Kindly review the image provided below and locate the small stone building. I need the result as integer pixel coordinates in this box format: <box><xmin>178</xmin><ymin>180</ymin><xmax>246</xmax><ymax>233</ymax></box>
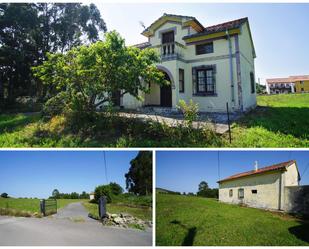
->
<box><xmin>218</xmin><ymin>160</ymin><xmax>300</xmax><ymax>211</ymax></box>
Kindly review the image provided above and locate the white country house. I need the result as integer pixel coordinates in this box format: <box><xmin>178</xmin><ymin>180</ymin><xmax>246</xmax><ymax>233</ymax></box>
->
<box><xmin>218</xmin><ymin>160</ymin><xmax>300</xmax><ymax>211</ymax></box>
<box><xmin>111</xmin><ymin>13</ymin><xmax>257</xmax><ymax>113</ymax></box>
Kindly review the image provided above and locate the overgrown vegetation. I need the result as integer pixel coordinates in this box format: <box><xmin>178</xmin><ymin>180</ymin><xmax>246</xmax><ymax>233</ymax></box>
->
<box><xmin>0</xmin><ymin>94</ymin><xmax>308</xmax><ymax>147</ymax></box>
<box><xmin>156</xmin><ymin>194</ymin><xmax>309</xmax><ymax>246</ymax></box>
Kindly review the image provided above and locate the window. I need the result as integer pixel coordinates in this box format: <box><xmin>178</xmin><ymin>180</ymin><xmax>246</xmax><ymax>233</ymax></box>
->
<box><xmin>179</xmin><ymin>69</ymin><xmax>184</xmax><ymax>93</ymax></box>
<box><xmin>162</xmin><ymin>31</ymin><xmax>174</xmax><ymax>44</ymax></box>
<box><xmin>301</xmin><ymin>88</ymin><xmax>304</xmax><ymax>92</ymax></box>
<box><xmin>196</xmin><ymin>68</ymin><xmax>215</xmax><ymax>94</ymax></box>
<box><xmin>229</xmin><ymin>189</ymin><xmax>233</xmax><ymax>197</ymax></box>
<box><xmin>196</xmin><ymin>42</ymin><xmax>214</xmax><ymax>55</ymax></box>
<box><xmin>238</xmin><ymin>188</ymin><xmax>244</xmax><ymax>199</ymax></box>
<box><xmin>252</xmin><ymin>190</ymin><xmax>257</xmax><ymax>194</ymax></box>
<box><xmin>300</xmin><ymin>81</ymin><xmax>304</xmax><ymax>85</ymax></box>
<box><xmin>250</xmin><ymin>72</ymin><xmax>255</xmax><ymax>94</ymax></box>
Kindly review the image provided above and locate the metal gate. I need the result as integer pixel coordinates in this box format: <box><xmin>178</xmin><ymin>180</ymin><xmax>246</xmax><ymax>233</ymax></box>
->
<box><xmin>40</xmin><ymin>199</ymin><xmax>57</xmax><ymax>216</ymax></box>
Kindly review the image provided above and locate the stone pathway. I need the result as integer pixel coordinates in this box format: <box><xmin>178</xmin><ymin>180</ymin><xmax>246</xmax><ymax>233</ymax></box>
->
<box><xmin>117</xmin><ymin>110</ymin><xmax>242</xmax><ymax>134</ymax></box>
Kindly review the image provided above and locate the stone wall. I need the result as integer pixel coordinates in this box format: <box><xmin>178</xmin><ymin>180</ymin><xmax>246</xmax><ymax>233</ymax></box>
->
<box><xmin>284</xmin><ymin>185</ymin><xmax>309</xmax><ymax>215</ymax></box>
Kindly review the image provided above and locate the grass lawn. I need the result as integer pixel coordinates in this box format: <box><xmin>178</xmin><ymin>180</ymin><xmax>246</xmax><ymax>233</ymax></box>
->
<box><xmin>156</xmin><ymin>194</ymin><xmax>309</xmax><ymax>246</ymax></box>
<box><xmin>0</xmin><ymin>198</ymin><xmax>85</xmax><ymax>217</ymax></box>
<box><xmin>1</xmin><ymin>93</ymin><xmax>308</xmax><ymax>147</ymax></box>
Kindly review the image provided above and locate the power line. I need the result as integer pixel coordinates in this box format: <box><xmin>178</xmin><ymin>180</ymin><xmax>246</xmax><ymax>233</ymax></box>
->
<box><xmin>217</xmin><ymin>151</ymin><xmax>220</xmax><ymax>183</ymax></box>
<box><xmin>103</xmin><ymin>151</ymin><xmax>108</xmax><ymax>184</ymax></box>
<box><xmin>301</xmin><ymin>162</ymin><xmax>309</xmax><ymax>180</ymax></box>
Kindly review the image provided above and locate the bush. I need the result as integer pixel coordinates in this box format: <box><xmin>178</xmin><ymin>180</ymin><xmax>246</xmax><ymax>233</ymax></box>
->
<box><xmin>43</xmin><ymin>92</ymin><xmax>67</xmax><ymax>117</ymax></box>
<box><xmin>1</xmin><ymin>193</ymin><xmax>8</xmax><ymax>198</ymax></box>
<box><xmin>177</xmin><ymin>99</ymin><xmax>199</xmax><ymax>126</ymax></box>
<box><xmin>94</xmin><ymin>185</ymin><xmax>113</xmax><ymax>203</ymax></box>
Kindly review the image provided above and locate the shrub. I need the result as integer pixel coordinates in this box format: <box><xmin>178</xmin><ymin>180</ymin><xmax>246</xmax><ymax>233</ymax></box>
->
<box><xmin>94</xmin><ymin>185</ymin><xmax>113</xmax><ymax>203</ymax></box>
<box><xmin>42</xmin><ymin>92</ymin><xmax>68</xmax><ymax>117</ymax></box>
<box><xmin>177</xmin><ymin>99</ymin><xmax>199</xmax><ymax>126</ymax></box>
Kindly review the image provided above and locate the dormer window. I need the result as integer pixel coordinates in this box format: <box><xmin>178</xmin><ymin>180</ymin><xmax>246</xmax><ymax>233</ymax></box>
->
<box><xmin>196</xmin><ymin>42</ymin><xmax>214</xmax><ymax>55</ymax></box>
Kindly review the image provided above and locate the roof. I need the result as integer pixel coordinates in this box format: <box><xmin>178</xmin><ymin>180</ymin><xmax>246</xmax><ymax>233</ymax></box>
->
<box><xmin>132</xmin><ymin>42</ymin><xmax>151</xmax><ymax>50</ymax></box>
<box><xmin>183</xmin><ymin>17</ymin><xmax>248</xmax><ymax>39</ymax></box>
<box><xmin>267</xmin><ymin>75</ymin><xmax>309</xmax><ymax>84</ymax></box>
<box><xmin>142</xmin><ymin>13</ymin><xmax>204</xmax><ymax>37</ymax></box>
<box><xmin>218</xmin><ymin>160</ymin><xmax>297</xmax><ymax>183</ymax></box>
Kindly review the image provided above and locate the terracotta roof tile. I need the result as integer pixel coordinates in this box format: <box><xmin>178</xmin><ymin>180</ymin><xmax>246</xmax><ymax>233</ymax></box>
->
<box><xmin>267</xmin><ymin>75</ymin><xmax>309</xmax><ymax>84</ymax></box>
<box><xmin>218</xmin><ymin>160</ymin><xmax>296</xmax><ymax>183</ymax></box>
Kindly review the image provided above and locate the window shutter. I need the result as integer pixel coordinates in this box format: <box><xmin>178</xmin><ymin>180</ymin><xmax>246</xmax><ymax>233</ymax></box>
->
<box><xmin>212</xmin><ymin>65</ymin><xmax>217</xmax><ymax>94</ymax></box>
<box><xmin>192</xmin><ymin>67</ymin><xmax>197</xmax><ymax>95</ymax></box>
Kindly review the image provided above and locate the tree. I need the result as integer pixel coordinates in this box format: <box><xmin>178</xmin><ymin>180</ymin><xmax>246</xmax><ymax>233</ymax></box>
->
<box><xmin>79</xmin><ymin>191</ymin><xmax>90</xmax><ymax>199</ymax></box>
<box><xmin>197</xmin><ymin>181</ymin><xmax>218</xmax><ymax>198</ymax></box>
<box><xmin>1</xmin><ymin>193</ymin><xmax>8</xmax><ymax>198</ymax></box>
<box><xmin>109</xmin><ymin>182</ymin><xmax>123</xmax><ymax>195</ymax></box>
<box><xmin>32</xmin><ymin>31</ymin><xmax>166</xmax><ymax>116</ymax></box>
<box><xmin>70</xmin><ymin>192</ymin><xmax>79</xmax><ymax>199</ymax></box>
<box><xmin>94</xmin><ymin>185</ymin><xmax>112</xmax><ymax>203</ymax></box>
<box><xmin>52</xmin><ymin>189</ymin><xmax>60</xmax><ymax>198</ymax></box>
<box><xmin>256</xmin><ymin>83</ymin><xmax>266</xmax><ymax>94</ymax></box>
<box><xmin>125</xmin><ymin>151</ymin><xmax>152</xmax><ymax>195</ymax></box>
<box><xmin>0</xmin><ymin>3</ymin><xmax>107</xmax><ymax>109</ymax></box>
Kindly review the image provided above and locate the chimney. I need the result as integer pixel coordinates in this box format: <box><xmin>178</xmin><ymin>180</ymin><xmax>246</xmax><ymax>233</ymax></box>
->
<box><xmin>254</xmin><ymin>161</ymin><xmax>258</xmax><ymax>171</ymax></box>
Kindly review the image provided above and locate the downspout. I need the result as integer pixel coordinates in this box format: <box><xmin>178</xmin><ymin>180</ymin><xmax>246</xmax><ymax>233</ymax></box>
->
<box><xmin>226</xmin><ymin>29</ymin><xmax>235</xmax><ymax>105</ymax></box>
<box><xmin>278</xmin><ymin>173</ymin><xmax>282</xmax><ymax>210</ymax></box>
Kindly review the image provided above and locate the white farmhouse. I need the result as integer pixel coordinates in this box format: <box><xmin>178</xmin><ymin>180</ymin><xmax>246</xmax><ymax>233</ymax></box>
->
<box><xmin>218</xmin><ymin>160</ymin><xmax>300</xmax><ymax>211</ymax></box>
<box><xmin>108</xmin><ymin>13</ymin><xmax>257</xmax><ymax>113</ymax></box>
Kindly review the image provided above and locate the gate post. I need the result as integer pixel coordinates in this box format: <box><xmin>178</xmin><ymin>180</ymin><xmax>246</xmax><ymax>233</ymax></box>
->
<box><xmin>98</xmin><ymin>196</ymin><xmax>107</xmax><ymax>219</ymax></box>
<box><xmin>40</xmin><ymin>199</ymin><xmax>46</xmax><ymax>216</ymax></box>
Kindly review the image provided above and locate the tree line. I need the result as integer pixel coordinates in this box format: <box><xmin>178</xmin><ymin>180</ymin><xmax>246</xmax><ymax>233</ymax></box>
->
<box><xmin>50</xmin><ymin>190</ymin><xmax>90</xmax><ymax>199</ymax></box>
<box><xmin>0</xmin><ymin>3</ymin><xmax>106</xmax><ymax>110</ymax></box>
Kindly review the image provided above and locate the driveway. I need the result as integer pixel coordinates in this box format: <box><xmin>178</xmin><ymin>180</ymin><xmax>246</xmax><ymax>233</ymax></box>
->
<box><xmin>0</xmin><ymin>202</ymin><xmax>152</xmax><ymax>246</ymax></box>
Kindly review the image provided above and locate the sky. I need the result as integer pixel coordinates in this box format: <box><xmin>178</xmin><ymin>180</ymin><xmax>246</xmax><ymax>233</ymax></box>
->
<box><xmin>0</xmin><ymin>150</ymin><xmax>140</xmax><ymax>198</ymax></box>
<box><xmin>156</xmin><ymin>150</ymin><xmax>309</xmax><ymax>193</ymax></box>
<box><xmin>93</xmin><ymin>2</ymin><xmax>309</xmax><ymax>85</ymax></box>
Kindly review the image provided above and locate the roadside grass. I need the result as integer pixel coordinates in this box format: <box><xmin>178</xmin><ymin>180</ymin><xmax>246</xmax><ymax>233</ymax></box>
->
<box><xmin>156</xmin><ymin>194</ymin><xmax>309</xmax><ymax>246</ymax></box>
<box><xmin>83</xmin><ymin>195</ymin><xmax>152</xmax><ymax>221</ymax></box>
<box><xmin>0</xmin><ymin>198</ymin><xmax>85</xmax><ymax>217</ymax></box>
<box><xmin>1</xmin><ymin>93</ymin><xmax>308</xmax><ymax>147</ymax></box>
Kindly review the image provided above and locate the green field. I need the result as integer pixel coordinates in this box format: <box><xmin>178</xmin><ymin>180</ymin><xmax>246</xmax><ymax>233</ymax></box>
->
<box><xmin>156</xmin><ymin>194</ymin><xmax>309</xmax><ymax>246</ymax></box>
<box><xmin>0</xmin><ymin>198</ymin><xmax>85</xmax><ymax>217</ymax></box>
<box><xmin>0</xmin><ymin>93</ymin><xmax>308</xmax><ymax>147</ymax></box>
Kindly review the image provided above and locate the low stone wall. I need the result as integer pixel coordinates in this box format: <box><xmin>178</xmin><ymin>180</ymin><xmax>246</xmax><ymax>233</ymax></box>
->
<box><xmin>284</xmin><ymin>185</ymin><xmax>309</xmax><ymax>215</ymax></box>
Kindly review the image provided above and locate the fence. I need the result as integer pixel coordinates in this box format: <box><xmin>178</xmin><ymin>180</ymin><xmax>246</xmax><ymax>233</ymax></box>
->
<box><xmin>40</xmin><ymin>199</ymin><xmax>57</xmax><ymax>216</ymax></box>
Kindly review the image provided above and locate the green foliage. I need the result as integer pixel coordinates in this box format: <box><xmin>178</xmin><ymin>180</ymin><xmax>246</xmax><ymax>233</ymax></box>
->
<box><xmin>109</xmin><ymin>182</ymin><xmax>123</xmax><ymax>195</ymax></box>
<box><xmin>94</xmin><ymin>185</ymin><xmax>113</xmax><ymax>203</ymax></box>
<box><xmin>32</xmin><ymin>31</ymin><xmax>165</xmax><ymax>122</ymax></box>
<box><xmin>177</xmin><ymin>99</ymin><xmax>199</xmax><ymax>126</ymax></box>
<box><xmin>52</xmin><ymin>189</ymin><xmax>60</xmax><ymax>199</ymax></box>
<box><xmin>125</xmin><ymin>151</ymin><xmax>152</xmax><ymax>195</ymax></box>
<box><xmin>0</xmin><ymin>3</ymin><xmax>106</xmax><ymax>108</ymax></box>
<box><xmin>197</xmin><ymin>181</ymin><xmax>218</xmax><ymax>198</ymax></box>
<box><xmin>1</xmin><ymin>193</ymin><xmax>9</xmax><ymax>198</ymax></box>
<box><xmin>256</xmin><ymin>83</ymin><xmax>266</xmax><ymax>94</ymax></box>
<box><xmin>156</xmin><ymin>194</ymin><xmax>309</xmax><ymax>246</ymax></box>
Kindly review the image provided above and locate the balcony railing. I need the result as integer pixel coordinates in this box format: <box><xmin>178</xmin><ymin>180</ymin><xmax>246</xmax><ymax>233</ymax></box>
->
<box><xmin>152</xmin><ymin>42</ymin><xmax>185</xmax><ymax>61</ymax></box>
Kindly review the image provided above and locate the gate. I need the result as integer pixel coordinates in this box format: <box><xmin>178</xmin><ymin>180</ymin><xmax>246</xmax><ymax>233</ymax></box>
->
<box><xmin>40</xmin><ymin>199</ymin><xmax>57</xmax><ymax>216</ymax></box>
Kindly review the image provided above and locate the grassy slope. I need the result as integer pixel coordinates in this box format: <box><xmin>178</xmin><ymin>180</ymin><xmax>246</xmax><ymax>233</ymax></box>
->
<box><xmin>156</xmin><ymin>194</ymin><xmax>309</xmax><ymax>246</ymax></box>
<box><xmin>0</xmin><ymin>93</ymin><xmax>308</xmax><ymax>147</ymax></box>
<box><xmin>0</xmin><ymin>198</ymin><xmax>85</xmax><ymax>215</ymax></box>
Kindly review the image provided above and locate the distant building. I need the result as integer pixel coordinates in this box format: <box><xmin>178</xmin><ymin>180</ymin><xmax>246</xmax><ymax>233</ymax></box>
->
<box><xmin>90</xmin><ymin>192</ymin><xmax>95</xmax><ymax>200</ymax></box>
<box><xmin>266</xmin><ymin>75</ymin><xmax>309</xmax><ymax>94</ymax></box>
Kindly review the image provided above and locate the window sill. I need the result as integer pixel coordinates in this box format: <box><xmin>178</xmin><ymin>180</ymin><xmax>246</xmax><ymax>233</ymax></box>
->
<box><xmin>193</xmin><ymin>93</ymin><xmax>217</xmax><ymax>97</ymax></box>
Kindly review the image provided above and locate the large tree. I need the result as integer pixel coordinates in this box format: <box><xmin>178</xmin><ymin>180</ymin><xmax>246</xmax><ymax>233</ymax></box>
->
<box><xmin>197</xmin><ymin>181</ymin><xmax>218</xmax><ymax>198</ymax></box>
<box><xmin>52</xmin><ymin>189</ymin><xmax>60</xmax><ymax>198</ymax></box>
<box><xmin>0</xmin><ymin>3</ymin><xmax>106</xmax><ymax>109</ymax></box>
<box><xmin>125</xmin><ymin>151</ymin><xmax>152</xmax><ymax>195</ymax></box>
<box><xmin>33</xmin><ymin>31</ymin><xmax>165</xmax><ymax>115</ymax></box>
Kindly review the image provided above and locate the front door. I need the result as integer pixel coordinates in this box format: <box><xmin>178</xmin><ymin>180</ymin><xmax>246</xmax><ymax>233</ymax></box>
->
<box><xmin>160</xmin><ymin>73</ymin><xmax>172</xmax><ymax>107</ymax></box>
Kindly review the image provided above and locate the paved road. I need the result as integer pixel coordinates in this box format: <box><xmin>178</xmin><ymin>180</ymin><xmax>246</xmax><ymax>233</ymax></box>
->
<box><xmin>0</xmin><ymin>202</ymin><xmax>152</xmax><ymax>246</ymax></box>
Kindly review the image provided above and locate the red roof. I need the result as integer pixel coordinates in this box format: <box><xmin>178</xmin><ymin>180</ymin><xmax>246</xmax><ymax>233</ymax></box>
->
<box><xmin>218</xmin><ymin>160</ymin><xmax>296</xmax><ymax>183</ymax></box>
<box><xmin>267</xmin><ymin>75</ymin><xmax>309</xmax><ymax>84</ymax></box>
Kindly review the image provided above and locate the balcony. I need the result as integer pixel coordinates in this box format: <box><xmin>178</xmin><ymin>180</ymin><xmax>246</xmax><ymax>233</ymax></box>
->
<box><xmin>152</xmin><ymin>42</ymin><xmax>185</xmax><ymax>61</ymax></box>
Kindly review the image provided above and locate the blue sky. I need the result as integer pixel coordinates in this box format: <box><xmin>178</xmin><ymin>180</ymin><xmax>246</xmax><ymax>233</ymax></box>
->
<box><xmin>95</xmin><ymin>2</ymin><xmax>309</xmax><ymax>84</ymax></box>
<box><xmin>156</xmin><ymin>150</ymin><xmax>309</xmax><ymax>193</ymax></box>
<box><xmin>0</xmin><ymin>151</ymin><xmax>140</xmax><ymax>198</ymax></box>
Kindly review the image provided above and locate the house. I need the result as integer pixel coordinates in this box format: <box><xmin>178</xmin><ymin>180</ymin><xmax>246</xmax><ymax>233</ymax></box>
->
<box><xmin>90</xmin><ymin>192</ymin><xmax>95</xmax><ymax>200</ymax></box>
<box><xmin>113</xmin><ymin>14</ymin><xmax>257</xmax><ymax>113</ymax></box>
<box><xmin>218</xmin><ymin>160</ymin><xmax>300</xmax><ymax>211</ymax></box>
<box><xmin>266</xmin><ymin>75</ymin><xmax>309</xmax><ymax>94</ymax></box>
